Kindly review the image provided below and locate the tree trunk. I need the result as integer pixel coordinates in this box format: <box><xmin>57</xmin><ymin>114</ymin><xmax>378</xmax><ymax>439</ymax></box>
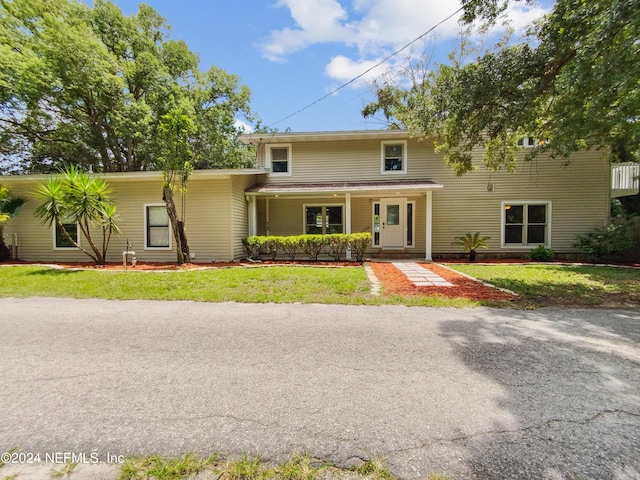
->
<box><xmin>163</xmin><ymin>185</ymin><xmax>190</xmax><ymax>264</ymax></box>
<box><xmin>469</xmin><ymin>249</ymin><xmax>477</xmax><ymax>262</ymax></box>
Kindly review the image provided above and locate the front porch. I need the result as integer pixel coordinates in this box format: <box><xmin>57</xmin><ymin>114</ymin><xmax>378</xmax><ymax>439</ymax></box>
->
<box><xmin>245</xmin><ymin>180</ymin><xmax>443</xmax><ymax>260</ymax></box>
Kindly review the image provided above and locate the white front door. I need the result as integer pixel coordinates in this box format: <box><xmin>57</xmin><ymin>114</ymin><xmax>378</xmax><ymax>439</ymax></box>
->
<box><xmin>380</xmin><ymin>198</ymin><xmax>405</xmax><ymax>248</ymax></box>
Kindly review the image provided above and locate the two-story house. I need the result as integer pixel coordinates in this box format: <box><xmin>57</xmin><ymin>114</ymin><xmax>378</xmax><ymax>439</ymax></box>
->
<box><xmin>2</xmin><ymin>130</ymin><xmax>638</xmax><ymax>263</ymax></box>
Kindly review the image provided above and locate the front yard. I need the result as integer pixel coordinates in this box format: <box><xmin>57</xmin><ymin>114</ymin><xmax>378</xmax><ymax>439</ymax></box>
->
<box><xmin>0</xmin><ymin>262</ymin><xmax>638</xmax><ymax>308</ymax></box>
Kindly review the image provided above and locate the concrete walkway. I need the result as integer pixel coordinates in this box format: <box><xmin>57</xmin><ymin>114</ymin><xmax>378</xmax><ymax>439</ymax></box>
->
<box><xmin>392</xmin><ymin>261</ymin><xmax>453</xmax><ymax>287</ymax></box>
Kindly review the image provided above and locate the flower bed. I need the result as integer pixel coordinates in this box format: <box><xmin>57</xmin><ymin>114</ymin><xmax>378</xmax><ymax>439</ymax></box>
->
<box><xmin>369</xmin><ymin>262</ymin><xmax>516</xmax><ymax>302</ymax></box>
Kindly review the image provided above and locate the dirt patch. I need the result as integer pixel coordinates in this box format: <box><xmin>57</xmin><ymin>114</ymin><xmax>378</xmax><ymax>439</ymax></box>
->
<box><xmin>369</xmin><ymin>262</ymin><xmax>517</xmax><ymax>302</ymax></box>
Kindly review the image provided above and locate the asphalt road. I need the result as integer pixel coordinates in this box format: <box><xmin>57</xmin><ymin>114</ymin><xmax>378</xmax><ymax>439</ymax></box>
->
<box><xmin>1</xmin><ymin>298</ymin><xmax>639</xmax><ymax>479</ymax></box>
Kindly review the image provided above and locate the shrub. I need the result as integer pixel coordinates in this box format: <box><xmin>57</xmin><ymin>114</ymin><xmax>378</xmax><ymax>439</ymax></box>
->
<box><xmin>242</xmin><ymin>236</ymin><xmax>263</xmax><ymax>260</ymax></box>
<box><xmin>280</xmin><ymin>236</ymin><xmax>300</xmax><ymax>260</ymax></box>
<box><xmin>348</xmin><ymin>232</ymin><xmax>372</xmax><ymax>262</ymax></box>
<box><xmin>300</xmin><ymin>234</ymin><xmax>325</xmax><ymax>260</ymax></box>
<box><xmin>325</xmin><ymin>234</ymin><xmax>348</xmax><ymax>261</ymax></box>
<box><xmin>575</xmin><ymin>220</ymin><xmax>637</xmax><ymax>262</ymax></box>
<box><xmin>263</xmin><ymin>236</ymin><xmax>281</xmax><ymax>260</ymax></box>
<box><xmin>528</xmin><ymin>245</ymin><xmax>555</xmax><ymax>262</ymax></box>
<box><xmin>451</xmin><ymin>232</ymin><xmax>490</xmax><ymax>261</ymax></box>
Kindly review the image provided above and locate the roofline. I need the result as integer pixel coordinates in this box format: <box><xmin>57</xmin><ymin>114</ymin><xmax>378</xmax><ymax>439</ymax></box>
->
<box><xmin>240</xmin><ymin>129</ymin><xmax>429</xmax><ymax>145</ymax></box>
<box><xmin>0</xmin><ymin>168</ymin><xmax>266</xmax><ymax>183</ymax></box>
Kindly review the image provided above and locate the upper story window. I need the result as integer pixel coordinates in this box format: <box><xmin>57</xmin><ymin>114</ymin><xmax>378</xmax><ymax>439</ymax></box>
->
<box><xmin>267</xmin><ymin>144</ymin><xmax>292</xmax><ymax>176</ymax></box>
<box><xmin>381</xmin><ymin>141</ymin><xmax>407</xmax><ymax>174</ymax></box>
<box><xmin>518</xmin><ymin>136</ymin><xmax>544</xmax><ymax>148</ymax></box>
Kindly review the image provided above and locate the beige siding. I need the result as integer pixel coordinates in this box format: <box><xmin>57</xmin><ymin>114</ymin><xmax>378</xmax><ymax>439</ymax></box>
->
<box><xmin>258</xmin><ymin>138</ymin><xmax>442</xmax><ymax>185</ymax></box>
<box><xmin>230</xmin><ymin>175</ymin><xmax>257</xmax><ymax>259</ymax></box>
<box><xmin>2</xmin><ymin>175</ymin><xmax>243</xmax><ymax>263</ymax></box>
<box><xmin>255</xmin><ymin>135</ymin><xmax>610</xmax><ymax>255</ymax></box>
<box><xmin>431</xmin><ymin>150</ymin><xmax>610</xmax><ymax>254</ymax></box>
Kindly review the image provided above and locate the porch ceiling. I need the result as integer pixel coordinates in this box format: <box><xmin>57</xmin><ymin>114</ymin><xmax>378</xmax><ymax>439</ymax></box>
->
<box><xmin>245</xmin><ymin>180</ymin><xmax>443</xmax><ymax>196</ymax></box>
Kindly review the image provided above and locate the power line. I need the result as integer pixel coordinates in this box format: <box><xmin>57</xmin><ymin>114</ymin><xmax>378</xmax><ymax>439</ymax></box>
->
<box><xmin>267</xmin><ymin>6</ymin><xmax>464</xmax><ymax>129</ymax></box>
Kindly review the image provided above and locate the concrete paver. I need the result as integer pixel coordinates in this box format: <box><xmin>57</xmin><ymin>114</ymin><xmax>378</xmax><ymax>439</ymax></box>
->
<box><xmin>392</xmin><ymin>261</ymin><xmax>454</xmax><ymax>287</ymax></box>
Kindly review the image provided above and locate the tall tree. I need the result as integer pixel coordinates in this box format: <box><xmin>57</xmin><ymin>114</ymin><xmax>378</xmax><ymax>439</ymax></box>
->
<box><xmin>158</xmin><ymin>107</ymin><xmax>193</xmax><ymax>265</ymax></box>
<box><xmin>364</xmin><ymin>0</ymin><xmax>640</xmax><ymax>175</ymax></box>
<box><xmin>0</xmin><ymin>0</ymin><xmax>254</xmax><ymax>174</ymax></box>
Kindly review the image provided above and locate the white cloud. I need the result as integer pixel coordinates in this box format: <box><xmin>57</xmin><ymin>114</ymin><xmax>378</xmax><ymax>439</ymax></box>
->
<box><xmin>260</xmin><ymin>0</ymin><xmax>552</xmax><ymax>83</ymax></box>
<box><xmin>324</xmin><ymin>55</ymin><xmax>389</xmax><ymax>87</ymax></box>
<box><xmin>234</xmin><ymin>119</ymin><xmax>254</xmax><ymax>133</ymax></box>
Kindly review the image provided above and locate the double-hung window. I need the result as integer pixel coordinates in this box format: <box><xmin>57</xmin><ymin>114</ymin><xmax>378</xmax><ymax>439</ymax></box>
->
<box><xmin>304</xmin><ymin>205</ymin><xmax>343</xmax><ymax>234</ymax></box>
<box><xmin>55</xmin><ymin>216</ymin><xmax>78</xmax><ymax>249</ymax></box>
<box><xmin>267</xmin><ymin>144</ymin><xmax>292</xmax><ymax>176</ymax></box>
<box><xmin>502</xmin><ymin>202</ymin><xmax>551</xmax><ymax>247</ymax></box>
<box><xmin>381</xmin><ymin>141</ymin><xmax>407</xmax><ymax>174</ymax></box>
<box><xmin>145</xmin><ymin>204</ymin><xmax>171</xmax><ymax>249</ymax></box>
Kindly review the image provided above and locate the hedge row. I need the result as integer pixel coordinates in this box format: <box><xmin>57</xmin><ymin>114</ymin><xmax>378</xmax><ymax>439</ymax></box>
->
<box><xmin>242</xmin><ymin>233</ymin><xmax>372</xmax><ymax>262</ymax></box>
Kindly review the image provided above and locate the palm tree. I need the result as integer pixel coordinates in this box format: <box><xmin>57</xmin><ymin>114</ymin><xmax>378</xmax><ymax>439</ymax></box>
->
<box><xmin>0</xmin><ymin>185</ymin><xmax>26</xmax><ymax>261</ymax></box>
<box><xmin>452</xmin><ymin>232</ymin><xmax>490</xmax><ymax>262</ymax></box>
<box><xmin>33</xmin><ymin>166</ymin><xmax>121</xmax><ymax>264</ymax></box>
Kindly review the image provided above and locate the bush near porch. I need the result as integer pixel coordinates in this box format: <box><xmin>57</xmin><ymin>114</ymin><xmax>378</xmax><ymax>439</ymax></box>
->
<box><xmin>242</xmin><ymin>233</ymin><xmax>372</xmax><ymax>262</ymax></box>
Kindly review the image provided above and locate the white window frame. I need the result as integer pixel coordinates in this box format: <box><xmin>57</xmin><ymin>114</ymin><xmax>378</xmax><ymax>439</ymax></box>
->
<box><xmin>501</xmin><ymin>201</ymin><xmax>552</xmax><ymax>249</ymax></box>
<box><xmin>53</xmin><ymin>217</ymin><xmax>80</xmax><ymax>250</ymax></box>
<box><xmin>144</xmin><ymin>203</ymin><xmax>172</xmax><ymax>251</ymax></box>
<box><xmin>371</xmin><ymin>200</ymin><xmax>415</xmax><ymax>248</ymax></box>
<box><xmin>302</xmin><ymin>203</ymin><xmax>344</xmax><ymax>235</ymax></box>
<box><xmin>381</xmin><ymin>140</ymin><xmax>407</xmax><ymax>175</ymax></box>
<box><xmin>266</xmin><ymin>143</ymin><xmax>292</xmax><ymax>177</ymax></box>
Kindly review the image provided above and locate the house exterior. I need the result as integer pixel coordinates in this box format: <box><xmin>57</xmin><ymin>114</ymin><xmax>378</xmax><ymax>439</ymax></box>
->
<box><xmin>2</xmin><ymin>130</ymin><xmax>638</xmax><ymax>263</ymax></box>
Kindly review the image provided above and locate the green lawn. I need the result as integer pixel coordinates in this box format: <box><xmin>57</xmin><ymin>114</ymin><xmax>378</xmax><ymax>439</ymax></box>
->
<box><xmin>449</xmin><ymin>263</ymin><xmax>640</xmax><ymax>308</ymax></box>
<box><xmin>1</xmin><ymin>263</ymin><xmax>638</xmax><ymax>308</ymax></box>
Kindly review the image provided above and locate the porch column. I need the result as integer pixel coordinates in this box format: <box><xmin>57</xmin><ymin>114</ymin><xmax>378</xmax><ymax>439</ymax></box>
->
<box><xmin>345</xmin><ymin>193</ymin><xmax>352</xmax><ymax>260</ymax></box>
<box><xmin>425</xmin><ymin>190</ymin><xmax>433</xmax><ymax>261</ymax></box>
<box><xmin>247</xmin><ymin>195</ymin><xmax>257</xmax><ymax>236</ymax></box>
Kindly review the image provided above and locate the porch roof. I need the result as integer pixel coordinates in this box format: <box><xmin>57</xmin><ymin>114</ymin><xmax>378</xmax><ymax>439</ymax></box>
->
<box><xmin>245</xmin><ymin>180</ymin><xmax>443</xmax><ymax>196</ymax></box>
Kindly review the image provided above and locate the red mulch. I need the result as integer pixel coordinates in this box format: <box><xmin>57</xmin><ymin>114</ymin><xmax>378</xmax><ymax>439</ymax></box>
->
<box><xmin>369</xmin><ymin>262</ymin><xmax>517</xmax><ymax>302</ymax></box>
<box><xmin>2</xmin><ymin>260</ymin><xmax>358</xmax><ymax>271</ymax></box>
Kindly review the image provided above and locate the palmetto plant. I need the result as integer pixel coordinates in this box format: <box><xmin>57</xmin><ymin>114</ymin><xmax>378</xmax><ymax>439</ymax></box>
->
<box><xmin>452</xmin><ymin>232</ymin><xmax>490</xmax><ymax>261</ymax></box>
<box><xmin>0</xmin><ymin>185</ymin><xmax>26</xmax><ymax>261</ymax></box>
<box><xmin>33</xmin><ymin>166</ymin><xmax>121</xmax><ymax>264</ymax></box>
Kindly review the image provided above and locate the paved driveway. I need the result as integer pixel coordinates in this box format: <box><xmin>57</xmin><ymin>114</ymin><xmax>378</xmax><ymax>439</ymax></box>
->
<box><xmin>1</xmin><ymin>298</ymin><xmax>638</xmax><ymax>479</ymax></box>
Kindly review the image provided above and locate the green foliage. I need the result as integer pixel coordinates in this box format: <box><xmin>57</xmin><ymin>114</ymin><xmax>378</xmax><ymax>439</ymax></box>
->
<box><xmin>32</xmin><ymin>166</ymin><xmax>120</xmax><ymax>264</ymax></box>
<box><xmin>0</xmin><ymin>0</ymin><xmax>254</xmax><ymax>174</ymax></box>
<box><xmin>348</xmin><ymin>232</ymin><xmax>372</xmax><ymax>262</ymax></box>
<box><xmin>452</xmin><ymin>232</ymin><xmax>490</xmax><ymax>252</ymax></box>
<box><xmin>575</xmin><ymin>220</ymin><xmax>638</xmax><ymax>263</ymax></box>
<box><xmin>280</xmin><ymin>235</ymin><xmax>300</xmax><ymax>260</ymax></box>
<box><xmin>300</xmin><ymin>234</ymin><xmax>325</xmax><ymax>260</ymax></box>
<box><xmin>528</xmin><ymin>245</ymin><xmax>555</xmax><ymax>262</ymax></box>
<box><xmin>242</xmin><ymin>234</ymin><xmax>371</xmax><ymax>262</ymax></box>
<box><xmin>364</xmin><ymin>0</ymin><xmax>640</xmax><ymax>175</ymax></box>
<box><xmin>324</xmin><ymin>234</ymin><xmax>348</xmax><ymax>261</ymax></box>
<box><xmin>0</xmin><ymin>185</ymin><xmax>26</xmax><ymax>260</ymax></box>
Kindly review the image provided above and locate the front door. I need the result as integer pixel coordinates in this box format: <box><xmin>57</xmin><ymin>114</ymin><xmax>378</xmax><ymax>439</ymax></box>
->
<box><xmin>380</xmin><ymin>198</ymin><xmax>405</xmax><ymax>248</ymax></box>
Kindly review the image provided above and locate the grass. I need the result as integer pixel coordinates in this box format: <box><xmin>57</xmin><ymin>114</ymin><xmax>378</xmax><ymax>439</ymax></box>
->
<box><xmin>0</xmin><ymin>265</ymin><xmax>483</xmax><ymax>307</ymax></box>
<box><xmin>449</xmin><ymin>263</ymin><xmax>640</xmax><ymax>308</ymax></box>
<box><xmin>1</xmin><ymin>263</ymin><xmax>637</xmax><ymax>309</ymax></box>
<box><xmin>116</xmin><ymin>452</ymin><xmax>427</xmax><ymax>480</ymax></box>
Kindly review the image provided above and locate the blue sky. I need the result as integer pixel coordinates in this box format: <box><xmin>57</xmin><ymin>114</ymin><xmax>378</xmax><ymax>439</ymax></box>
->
<box><xmin>107</xmin><ymin>0</ymin><xmax>551</xmax><ymax>133</ymax></box>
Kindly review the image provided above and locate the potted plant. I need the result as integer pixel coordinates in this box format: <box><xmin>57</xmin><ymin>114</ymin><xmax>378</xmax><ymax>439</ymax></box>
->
<box><xmin>452</xmin><ymin>232</ymin><xmax>490</xmax><ymax>262</ymax></box>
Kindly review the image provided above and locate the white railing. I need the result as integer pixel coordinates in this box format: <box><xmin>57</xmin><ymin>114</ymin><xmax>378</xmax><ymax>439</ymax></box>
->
<box><xmin>611</xmin><ymin>162</ymin><xmax>640</xmax><ymax>197</ymax></box>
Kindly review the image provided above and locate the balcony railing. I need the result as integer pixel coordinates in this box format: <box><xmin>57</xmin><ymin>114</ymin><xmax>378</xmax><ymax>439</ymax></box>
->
<box><xmin>611</xmin><ymin>162</ymin><xmax>640</xmax><ymax>198</ymax></box>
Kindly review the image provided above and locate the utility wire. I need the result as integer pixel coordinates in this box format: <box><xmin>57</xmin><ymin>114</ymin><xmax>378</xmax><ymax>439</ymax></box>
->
<box><xmin>267</xmin><ymin>6</ymin><xmax>464</xmax><ymax>129</ymax></box>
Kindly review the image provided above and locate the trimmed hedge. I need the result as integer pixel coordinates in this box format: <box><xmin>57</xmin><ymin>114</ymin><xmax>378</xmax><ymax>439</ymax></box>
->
<box><xmin>242</xmin><ymin>233</ymin><xmax>372</xmax><ymax>262</ymax></box>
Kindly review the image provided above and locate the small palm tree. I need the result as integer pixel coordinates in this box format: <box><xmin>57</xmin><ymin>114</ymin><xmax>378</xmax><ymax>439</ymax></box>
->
<box><xmin>33</xmin><ymin>166</ymin><xmax>121</xmax><ymax>264</ymax></box>
<box><xmin>0</xmin><ymin>185</ymin><xmax>26</xmax><ymax>261</ymax></box>
<box><xmin>452</xmin><ymin>232</ymin><xmax>490</xmax><ymax>262</ymax></box>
